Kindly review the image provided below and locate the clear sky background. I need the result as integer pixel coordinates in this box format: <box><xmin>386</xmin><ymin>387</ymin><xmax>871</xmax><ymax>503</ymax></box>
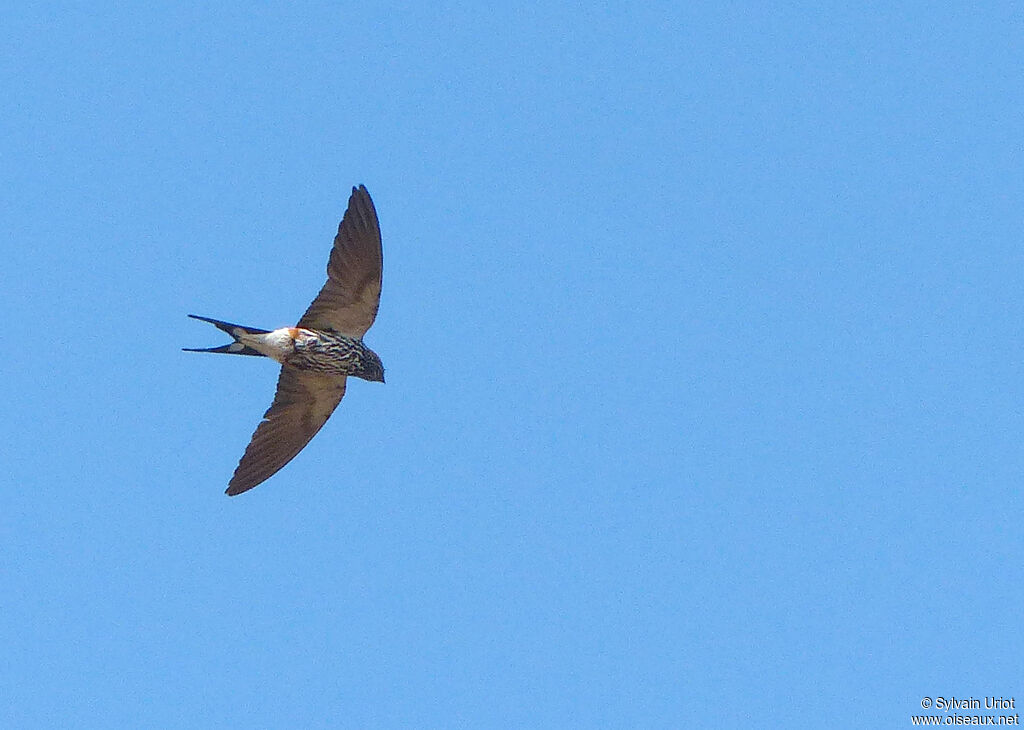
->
<box><xmin>2</xmin><ymin>2</ymin><xmax>1022</xmax><ymax>727</ymax></box>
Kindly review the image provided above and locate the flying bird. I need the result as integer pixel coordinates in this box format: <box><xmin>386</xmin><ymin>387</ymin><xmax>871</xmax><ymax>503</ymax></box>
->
<box><xmin>185</xmin><ymin>185</ymin><xmax>384</xmax><ymax>496</ymax></box>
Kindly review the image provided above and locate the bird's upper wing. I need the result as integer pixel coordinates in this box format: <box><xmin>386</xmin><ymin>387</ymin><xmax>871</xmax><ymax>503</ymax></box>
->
<box><xmin>298</xmin><ymin>185</ymin><xmax>382</xmax><ymax>338</ymax></box>
<box><xmin>226</xmin><ymin>367</ymin><xmax>347</xmax><ymax>496</ymax></box>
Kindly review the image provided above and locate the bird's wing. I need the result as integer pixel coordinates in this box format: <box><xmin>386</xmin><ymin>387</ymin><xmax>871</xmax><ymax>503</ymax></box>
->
<box><xmin>226</xmin><ymin>367</ymin><xmax>347</xmax><ymax>496</ymax></box>
<box><xmin>298</xmin><ymin>185</ymin><xmax>382</xmax><ymax>338</ymax></box>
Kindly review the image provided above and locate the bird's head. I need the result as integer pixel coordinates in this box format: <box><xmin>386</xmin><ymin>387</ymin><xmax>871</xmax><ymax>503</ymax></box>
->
<box><xmin>359</xmin><ymin>348</ymin><xmax>386</xmax><ymax>383</ymax></box>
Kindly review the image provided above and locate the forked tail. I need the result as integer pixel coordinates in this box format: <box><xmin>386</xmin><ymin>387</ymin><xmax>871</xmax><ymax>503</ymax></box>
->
<box><xmin>183</xmin><ymin>314</ymin><xmax>270</xmax><ymax>356</ymax></box>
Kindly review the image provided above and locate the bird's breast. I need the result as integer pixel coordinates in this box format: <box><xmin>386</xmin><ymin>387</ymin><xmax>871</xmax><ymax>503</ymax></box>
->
<box><xmin>285</xmin><ymin>331</ymin><xmax>364</xmax><ymax>375</ymax></box>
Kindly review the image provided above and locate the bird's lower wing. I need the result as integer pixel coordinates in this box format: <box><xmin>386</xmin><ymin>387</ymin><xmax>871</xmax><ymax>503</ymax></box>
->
<box><xmin>226</xmin><ymin>367</ymin><xmax>347</xmax><ymax>496</ymax></box>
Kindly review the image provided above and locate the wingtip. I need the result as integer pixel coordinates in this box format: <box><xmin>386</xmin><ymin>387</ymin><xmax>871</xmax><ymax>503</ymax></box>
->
<box><xmin>225</xmin><ymin>481</ymin><xmax>253</xmax><ymax>497</ymax></box>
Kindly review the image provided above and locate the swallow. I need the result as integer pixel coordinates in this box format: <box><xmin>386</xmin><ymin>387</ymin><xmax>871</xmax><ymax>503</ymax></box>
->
<box><xmin>186</xmin><ymin>185</ymin><xmax>384</xmax><ymax>496</ymax></box>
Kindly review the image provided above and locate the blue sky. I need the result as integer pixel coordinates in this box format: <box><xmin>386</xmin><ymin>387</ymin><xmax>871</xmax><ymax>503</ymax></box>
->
<box><xmin>3</xmin><ymin>2</ymin><xmax>1022</xmax><ymax>727</ymax></box>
